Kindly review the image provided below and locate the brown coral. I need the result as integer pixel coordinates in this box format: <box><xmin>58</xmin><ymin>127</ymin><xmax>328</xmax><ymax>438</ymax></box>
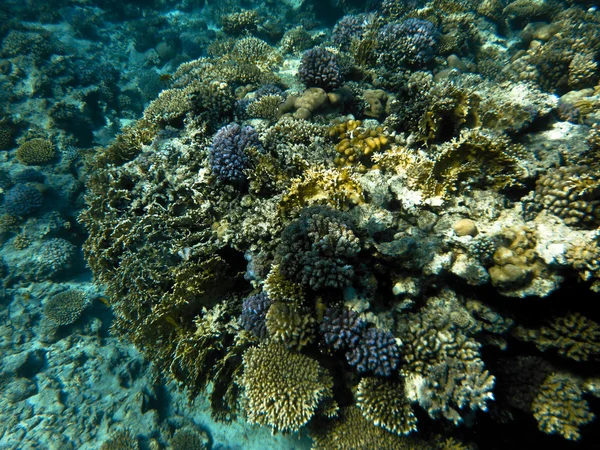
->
<box><xmin>15</xmin><ymin>138</ymin><xmax>55</xmax><ymax>165</ymax></box>
<box><xmin>240</xmin><ymin>342</ymin><xmax>334</xmax><ymax>433</ymax></box>
<box><xmin>532</xmin><ymin>372</ymin><xmax>595</xmax><ymax>441</ymax></box>
<box><xmin>265</xmin><ymin>302</ymin><xmax>316</xmax><ymax>350</ymax></box>
<box><xmin>356</xmin><ymin>377</ymin><xmax>417</xmax><ymax>436</ymax></box>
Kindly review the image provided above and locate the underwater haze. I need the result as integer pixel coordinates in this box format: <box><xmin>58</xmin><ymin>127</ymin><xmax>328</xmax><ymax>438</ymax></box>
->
<box><xmin>1</xmin><ymin>0</ymin><xmax>600</xmax><ymax>449</ymax></box>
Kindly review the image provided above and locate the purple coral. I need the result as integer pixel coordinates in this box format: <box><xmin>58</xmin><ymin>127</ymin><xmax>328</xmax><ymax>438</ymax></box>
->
<box><xmin>3</xmin><ymin>184</ymin><xmax>43</xmax><ymax>217</ymax></box>
<box><xmin>331</xmin><ymin>15</ymin><xmax>366</xmax><ymax>51</ymax></box>
<box><xmin>209</xmin><ymin>123</ymin><xmax>263</xmax><ymax>185</ymax></box>
<box><xmin>297</xmin><ymin>47</ymin><xmax>342</xmax><ymax>91</ymax></box>
<box><xmin>378</xmin><ymin>18</ymin><xmax>438</xmax><ymax>69</ymax></box>
<box><xmin>240</xmin><ymin>292</ymin><xmax>272</xmax><ymax>339</ymax></box>
<box><xmin>346</xmin><ymin>328</ymin><xmax>401</xmax><ymax>377</ymax></box>
<box><xmin>320</xmin><ymin>306</ymin><xmax>401</xmax><ymax>377</ymax></box>
<box><xmin>320</xmin><ymin>307</ymin><xmax>367</xmax><ymax>351</ymax></box>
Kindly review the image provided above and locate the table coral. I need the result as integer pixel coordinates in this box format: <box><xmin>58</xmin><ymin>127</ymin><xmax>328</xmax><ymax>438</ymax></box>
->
<box><xmin>240</xmin><ymin>342</ymin><xmax>334</xmax><ymax>434</ymax></box>
<box><xmin>43</xmin><ymin>290</ymin><xmax>88</xmax><ymax>326</ymax></box>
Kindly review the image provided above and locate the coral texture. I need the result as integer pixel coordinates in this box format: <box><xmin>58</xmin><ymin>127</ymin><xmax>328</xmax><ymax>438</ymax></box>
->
<box><xmin>298</xmin><ymin>47</ymin><xmax>342</xmax><ymax>91</ymax></box>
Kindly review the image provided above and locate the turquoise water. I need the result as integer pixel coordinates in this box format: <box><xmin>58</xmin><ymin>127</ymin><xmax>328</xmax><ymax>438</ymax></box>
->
<box><xmin>1</xmin><ymin>1</ymin><xmax>599</xmax><ymax>448</ymax></box>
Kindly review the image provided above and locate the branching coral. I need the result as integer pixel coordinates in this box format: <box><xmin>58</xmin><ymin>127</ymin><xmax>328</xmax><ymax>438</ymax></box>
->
<box><xmin>532</xmin><ymin>372</ymin><xmax>595</xmax><ymax>441</ymax></box>
<box><xmin>15</xmin><ymin>138</ymin><xmax>55</xmax><ymax>165</ymax></box>
<box><xmin>275</xmin><ymin>206</ymin><xmax>361</xmax><ymax>290</ymax></box>
<box><xmin>265</xmin><ymin>302</ymin><xmax>316</xmax><ymax>350</ymax></box>
<box><xmin>309</xmin><ymin>406</ymin><xmax>421</xmax><ymax>450</ymax></box>
<box><xmin>356</xmin><ymin>377</ymin><xmax>417</xmax><ymax>436</ymax></box>
<box><xmin>513</xmin><ymin>313</ymin><xmax>600</xmax><ymax>362</ymax></box>
<box><xmin>240</xmin><ymin>342</ymin><xmax>334</xmax><ymax>433</ymax></box>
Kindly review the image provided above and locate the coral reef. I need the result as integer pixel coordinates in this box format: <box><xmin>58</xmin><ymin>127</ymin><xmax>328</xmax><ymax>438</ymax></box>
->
<box><xmin>534</xmin><ymin>165</ymin><xmax>600</xmax><ymax>229</ymax></box>
<box><xmin>239</xmin><ymin>292</ymin><xmax>272</xmax><ymax>340</ymax></box>
<box><xmin>377</xmin><ymin>19</ymin><xmax>438</xmax><ymax>69</ymax></box>
<box><xmin>3</xmin><ymin>184</ymin><xmax>43</xmax><ymax>218</ymax></box>
<box><xmin>532</xmin><ymin>372</ymin><xmax>595</xmax><ymax>441</ymax></box>
<box><xmin>356</xmin><ymin>377</ymin><xmax>417</xmax><ymax>436</ymax></box>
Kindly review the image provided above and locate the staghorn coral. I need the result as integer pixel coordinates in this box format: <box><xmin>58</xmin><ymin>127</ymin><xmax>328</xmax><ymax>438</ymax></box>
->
<box><xmin>43</xmin><ymin>289</ymin><xmax>88</xmax><ymax>326</ymax></box>
<box><xmin>298</xmin><ymin>47</ymin><xmax>342</xmax><ymax>91</ymax></box>
<box><xmin>534</xmin><ymin>165</ymin><xmax>600</xmax><ymax>229</ymax></box>
<box><xmin>15</xmin><ymin>138</ymin><xmax>56</xmax><ymax>165</ymax></box>
<box><xmin>265</xmin><ymin>302</ymin><xmax>316</xmax><ymax>350</ymax></box>
<box><xmin>356</xmin><ymin>377</ymin><xmax>417</xmax><ymax>436</ymax></box>
<box><xmin>532</xmin><ymin>372</ymin><xmax>595</xmax><ymax>441</ymax></box>
<box><xmin>240</xmin><ymin>342</ymin><xmax>334</xmax><ymax>434</ymax></box>
<box><xmin>275</xmin><ymin>206</ymin><xmax>361</xmax><ymax>290</ymax></box>
<box><xmin>513</xmin><ymin>313</ymin><xmax>600</xmax><ymax>362</ymax></box>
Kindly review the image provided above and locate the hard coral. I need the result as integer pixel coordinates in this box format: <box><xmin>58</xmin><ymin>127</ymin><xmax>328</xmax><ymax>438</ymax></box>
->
<box><xmin>357</xmin><ymin>377</ymin><xmax>417</xmax><ymax>435</ymax></box>
<box><xmin>378</xmin><ymin>19</ymin><xmax>438</xmax><ymax>70</ymax></box>
<box><xmin>240</xmin><ymin>292</ymin><xmax>272</xmax><ymax>340</ymax></box>
<box><xmin>298</xmin><ymin>47</ymin><xmax>342</xmax><ymax>91</ymax></box>
<box><xmin>240</xmin><ymin>342</ymin><xmax>334</xmax><ymax>433</ymax></box>
<box><xmin>265</xmin><ymin>302</ymin><xmax>316</xmax><ymax>350</ymax></box>
<box><xmin>44</xmin><ymin>290</ymin><xmax>88</xmax><ymax>326</ymax></box>
<box><xmin>209</xmin><ymin>123</ymin><xmax>263</xmax><ymax>185</ymax></box>
<box><xmin>320</xmin><ymin>306</ymin><xmax>367</xmax><ymax>351</ymax></box>
<box><xmin>276</xmin><ymin>206</ymin><xmax>361</xmax><ymax>290</ymax></box>
<box><xmin>532</xmin><ymin>372</ymin><xmax>595</xmax><ymax>441</ymax></box>
<box><xmin>15</xmin><ymin>138</ymin><xmax>56</xmax><ymax>165</ymax></box>
<box><xmin>3</xmin><ymin>184</ymin><xmax>43</xmax><ymax>218</ymax></box>
<box><xmin>346</xmin><ymin>328</ymin><xmax>401</xmax><ymax>377</ymax></box>
<box><xmin>309</xmin><ymin>406</ymin><xmax>416</xmax><ymax>450</ymax></box>
<box><xmin>535</xmin><ymin>165</ymin><xmax>600</xmax><ymax>229</ymax></box>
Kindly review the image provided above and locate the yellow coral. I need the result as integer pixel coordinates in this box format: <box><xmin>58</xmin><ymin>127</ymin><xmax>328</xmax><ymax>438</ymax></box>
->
<box><xmin>265</xmin><ymin>302</ymin><xmax>316</xmax><ymax>350</ymax></box>
<box><xmin>16</xmin><ymin>138</ymin><xmax>55</xmax><ymax>165</ymax></box>
<box><xmin>263</xmin><ymin>264</ymin><xmax>305</xmax><ymax>304</ymax></box>
<box><xmin>328</xmin><ymin>119</ymin><xmax>390</xmax><ymax>172</ymax></box>
<box><xmin>356</xmin><ymin>377</ymin><xmax>417</xmax><ymax>436</ymax></box>
<box><xmin>534</xmin><ymin>313</ymin><xmax>600</xmax><ymax>362</ymax></box>
<box><xmin>310</xmin><ymin>406</ymin><xmax>422</xmax><ymax>450</ymax></box>
<box><xmin>278</xmin><ymin>166</ymin><xmax>364</xmax><ymax>216</ymax></box>
<box><xmin>240</xmin><ymin>342</ymin><xmax>334</xmax><ymax>433</ymax></box>
<box><xmin>532</xmin><ymin>372</ymin><xmax>595</xmax><ymax>441</ymax></box>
